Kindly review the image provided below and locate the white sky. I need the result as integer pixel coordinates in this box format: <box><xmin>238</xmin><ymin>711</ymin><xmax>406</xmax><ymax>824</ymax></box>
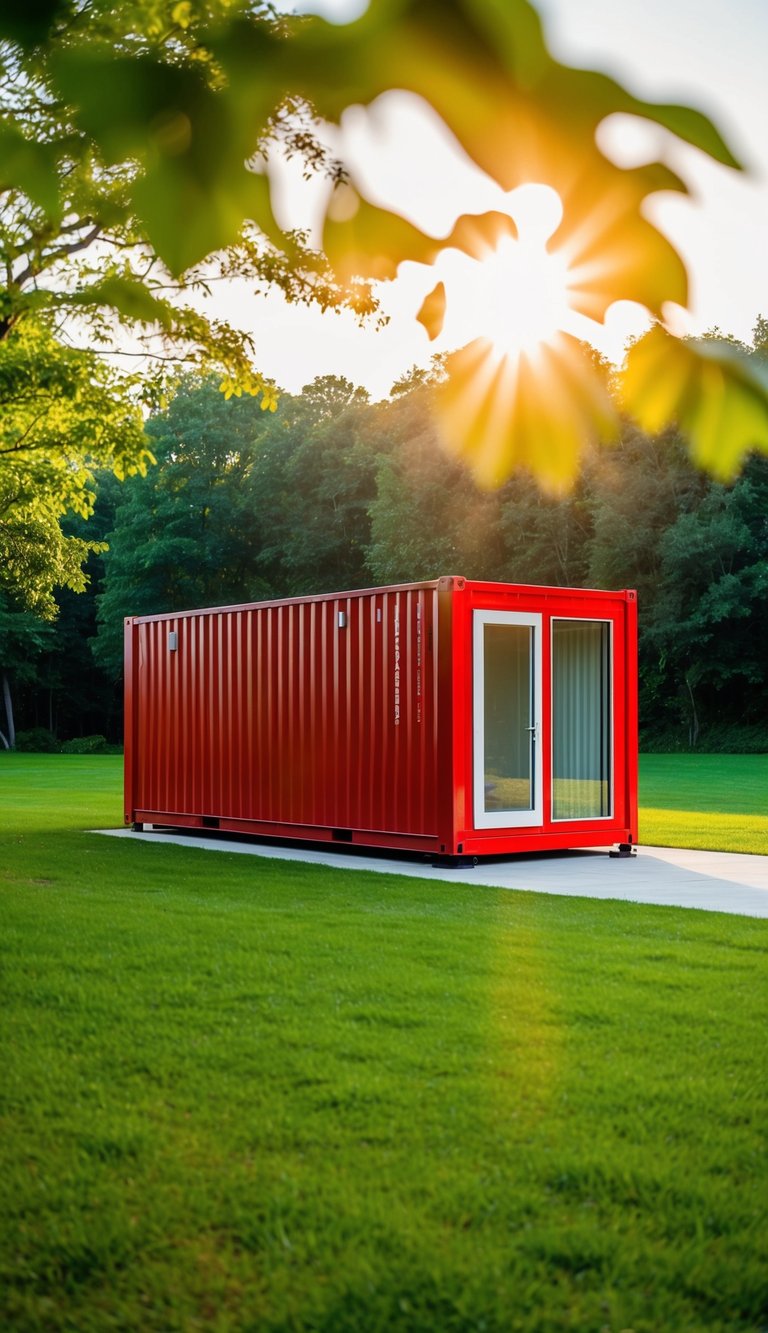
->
<box><xmin>211</xmin><ymin>0</ymin><xmax>768</xmax><ymax>398</ymax></box>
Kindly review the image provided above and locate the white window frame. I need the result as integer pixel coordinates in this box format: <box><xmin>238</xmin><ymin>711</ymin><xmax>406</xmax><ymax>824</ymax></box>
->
<box><xmin>473</xmin><ymin>610</ymin><xmax>543</xmax><ymax>829</ymax></box>
<box><xmin>550</xmin><ymin>616</ymin><xmax>614</xmax><ymax>823</ymax></box>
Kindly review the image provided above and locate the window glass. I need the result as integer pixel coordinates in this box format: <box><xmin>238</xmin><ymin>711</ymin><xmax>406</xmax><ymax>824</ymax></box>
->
<box><xmin>483</xmin><ymin>624</ymin><xmax>533</xmax><ymax>813</ymax></box>
<box><xmin>552</xmin><ymin>620</ymin><xmax>611</xmax><ymax>820</ymax></box>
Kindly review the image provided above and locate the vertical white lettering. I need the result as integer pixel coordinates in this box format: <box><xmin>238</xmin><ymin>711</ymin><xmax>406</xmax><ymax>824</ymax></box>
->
<box><xmin>416</xmin><ymin>601</ymin><xmax>422</xmax><ymax>723</ymax></box>
<box><xmin>393</xmin><ymin>607</ymin><xmax>400</xmax><ymax>725</ymax></box>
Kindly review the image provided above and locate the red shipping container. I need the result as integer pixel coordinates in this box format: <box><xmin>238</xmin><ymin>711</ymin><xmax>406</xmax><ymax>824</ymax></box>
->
<box><xmin>124</xmin><ymin>577</ymin><xmax>638</xmax><ymax>858</ymax></box>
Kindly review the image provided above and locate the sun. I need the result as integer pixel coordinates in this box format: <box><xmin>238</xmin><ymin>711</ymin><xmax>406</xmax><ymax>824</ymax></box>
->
<box><xmin>475</xmin><ymin>234</ymin><xmax>573</xmax><ymax>358</ymax></box>
<box><xmin>434</xmin><ymin>186</ymin><xmax>576</xmax><ymax>361</ymax></box>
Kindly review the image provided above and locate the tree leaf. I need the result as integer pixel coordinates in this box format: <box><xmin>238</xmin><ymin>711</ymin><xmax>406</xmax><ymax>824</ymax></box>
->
<box><xmin>0</xmin><ymin>125</ymin><xmax>59</xmax><ymax>216</ymax></box>
<box><xmin>51</xmin><ymin>52</ymin><xmax>273</xmax><ymax>272</ymax></box>
<box><xmin>68</xmin><ymin>276</ymin><xmax>174</xmax><ymax>329</ymax></box>
<box><xmin>323</xmin><ymin>195</ymin><xmax>438</xmax><ymax>282</ymax></box>
<box><xmin>623</xmin><ymin>328</ymin><xmax>768</xmax><ymax>478</ymax></box>
<box><xmin>539</xmin><ymin>64</ymin><xmax>742</xmax><ymax>170</ymax></box>
<box><xmin>417</xmin><ymin>282</ymin><xmax>446</xmax><ymax>341</ymax></box>
<box><xmin>442</xmin><ymin>209</ymin><xmax>518</xmax><ymax>258</ymax></box>
<box><xmin>0</xmin><ymin>0</ymin><xmax>67</xmax><ymax>49</ymax></box>
<box><xmin>5</xmin><ymin>0</ymin><xmax>758</xmax><ymax>504</ymax></box>
<box><xmin>324</xmin><ymin>201</ymin><xmax>518</xmax><ymax>283</ymax></box>
<box><xmin>553</xmin><ymin>157</ymin><xmax>690</xmax><ymax>321</ymax></box>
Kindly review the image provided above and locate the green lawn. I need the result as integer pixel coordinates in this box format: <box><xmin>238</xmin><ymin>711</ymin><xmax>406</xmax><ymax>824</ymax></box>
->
<box><xmin>1</xmin><ymin>756</ymin><xmax>766</xmax><ymax>1332</ymax></box>
<box><xmin>639</xmin><ymin>754</ymin><xmax>768</xmax><ymax>855</ymax></box>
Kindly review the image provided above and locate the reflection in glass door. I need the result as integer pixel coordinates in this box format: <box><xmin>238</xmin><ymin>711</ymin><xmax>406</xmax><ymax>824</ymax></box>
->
<box><xmin>473</xmin><ymin>612</ymin><xmax>542</xmax><ymax>828</ymax></box>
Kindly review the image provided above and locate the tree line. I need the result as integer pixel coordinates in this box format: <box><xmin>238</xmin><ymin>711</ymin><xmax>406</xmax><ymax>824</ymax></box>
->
<box><xmin>3</xmin><ymin>336</ymin><xmax>767</xmax><ymax>753</ymax></box>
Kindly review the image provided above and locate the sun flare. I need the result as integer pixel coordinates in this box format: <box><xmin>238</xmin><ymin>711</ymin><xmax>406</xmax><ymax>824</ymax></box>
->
<box><xmin>429</xmin><ymin>191</ymin><xmax>619</xmax><ymax>491</ymax></box>
<box><xmin>476</xmin><ymin>235</ymin><xmax>573</xmax><ymax>358</ymax></box>
<box><xmin>425</xmin><ymin>187</ymin><xmax>620</xmax><ymax>491</ymax></box>
<box><xmin>431</xmin><ymin>188</ymin><xmax>577</xmax><ymax>362</ymax></box>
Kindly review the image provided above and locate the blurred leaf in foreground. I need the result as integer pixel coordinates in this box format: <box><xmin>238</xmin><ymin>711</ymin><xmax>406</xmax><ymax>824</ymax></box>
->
<box><xmin>205</xmin><ymin>0</ymin><xmax>761</xmax><ymax>487</ymax></box>
<box><xmin>624</xmin><ymin>328</ymin><xmax>768</xmax><ymax>480</ymax></box>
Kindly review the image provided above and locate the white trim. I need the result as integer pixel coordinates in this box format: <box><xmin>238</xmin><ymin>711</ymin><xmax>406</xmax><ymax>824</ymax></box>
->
<box><xmin>473</xmin><ymin>611</ymin><xmax>543</xmax><ymax>829</ymax></box>
<box><xmin>550</xmin><ymin>616</ymin><xmax>614</xmax><ymax>823</ymax></box>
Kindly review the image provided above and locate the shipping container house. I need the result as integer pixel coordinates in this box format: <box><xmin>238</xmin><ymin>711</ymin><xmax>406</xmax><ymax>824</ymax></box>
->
<box><xmin>124</xmin><ymin>577</ymin><xmax>638</xmax><ymax>859</ymax></box>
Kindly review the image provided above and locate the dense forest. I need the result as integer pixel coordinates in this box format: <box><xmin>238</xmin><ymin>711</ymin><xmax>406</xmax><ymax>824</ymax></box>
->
<box><xmin>3</xmin><ymin>338</ymin><xmax>767</xmax><ymax>753</ymax></box>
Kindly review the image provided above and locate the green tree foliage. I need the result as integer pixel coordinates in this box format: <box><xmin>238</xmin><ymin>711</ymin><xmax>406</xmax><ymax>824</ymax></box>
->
<box><xmin>92</xmin><ymin>381</ymin><xmax>278</xmax><ymax>675</ymax></box>
<box><xmin>254</xmin><ymin>377</ymin><xmax>379</xmax><ymax>595</ymax></box>
<box><xmin>366</xmin><ymin>376</ymin><xmax>503</xmax><ymax>584</ymax></box>
<box><xmin>0</xmin><ymin>0</ymin><xmax>374</xmax><ymax>614</ymax></box>
<box><xmin>92</xmin><ymin>350</ymin><xmax>767</xmax><ymax>747</ymax></box>
<box><xmin>584</xmin><ymin>432</ymin><xmax>768</xmax><ymax>744</ymax></box>
<box><xmin>0</xmin><ymin>598</ymin><xmax>54</xmax><ymax>748</ymax></box>
<box><xmin>93</xmin><ymin>375</ymin><xmax>378</xmax><ymax>676</ymax></box>
<box><xmin>585</xmin><ymin>427</ymin><xmax>707</xmax><ymax>615</ymax></box>
<box><xmin>11</xmin><ymin>324</ymin><xmax>768</xmax><ymax>750</ymax></box>
<box><xmin>2</xmin><ymin>0</ymin><xmax>767</xmax><ymax>688</ymax></box>
<box><xmin>37</xmin><ymin>475</ymin><xmax>125</xmax><ymax>738</ymax></box>
<box><xmin>642</xmin><ymin>463</ymin><xmax>768</xmax><ymax>744</ymax></box>
<box><xmin>0</xmin><ymin>472</ymin><xmax>125</xmax><ymax>746</ymax></box>
<box><xmin>367</xmin><ymin>361</ymin><xmax>596</xmax><ymax>589</ymax></box>
<box><xmin>0</xmin><ymin>320</ymin><xmax>146</xmax><ymax>617</ymax></box>
<box><xmin>6</xmin><ymin>0</ymin><xmax>766</xmax><ymax>750</ymax></box>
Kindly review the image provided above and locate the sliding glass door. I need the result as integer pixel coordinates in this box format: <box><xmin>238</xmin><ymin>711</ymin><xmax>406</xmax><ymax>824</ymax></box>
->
<box><xmin>473</xmin><ymin>612</ymin><xmax>542</xmax><ymax>828</ymax></box>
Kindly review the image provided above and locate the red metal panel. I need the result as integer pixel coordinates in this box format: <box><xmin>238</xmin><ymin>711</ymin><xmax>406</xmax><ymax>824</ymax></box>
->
<box><xmin>127</xmin><ymin>582</ymin><xmax>442</xmax><ymax>847</ymax></box>
<box><xmin>124</xmin><ymin>578</ymin><xmax>638</xmax><ymax>857</ymax></box>
<box><xmin>625</xmin><ymin>590</ymin><xmax>639</xmax><ymax>843</ymax></box>
<box><xmin>123</xmin><ymin>618</ymin><xmax>136</xmax><ymax>826</ymax></box>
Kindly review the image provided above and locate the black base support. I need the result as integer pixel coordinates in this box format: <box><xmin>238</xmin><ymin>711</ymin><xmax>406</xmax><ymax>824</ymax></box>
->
<box><xmin>431</xmin><ymin>855</ymin><xmax>479</xmax><ymax>869</ymax></box>
<box><xmin>608</xmin><ymin>842</ymin><xmax>636</xmax><ymax>859</ymax></box>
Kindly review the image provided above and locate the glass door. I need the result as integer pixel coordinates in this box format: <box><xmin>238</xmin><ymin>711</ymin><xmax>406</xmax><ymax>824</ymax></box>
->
<box><xmin>473</xmin><ymin>611</ymin><xmax>542</xmax><ymax>829</ymax></box>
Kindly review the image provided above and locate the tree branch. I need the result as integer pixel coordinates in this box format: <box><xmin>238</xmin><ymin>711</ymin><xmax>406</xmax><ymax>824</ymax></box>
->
<box><xmin>58</xmin><ymin>215</ymin><xmax>96</xmax><ymax>236</ymax></box>
<box><xmin>13</xmin><ymin>223</ymin><xmax>102</xmax><ymax>290</ymax></box>
<box><xmin>63</xmin><ymin>347</ymin><xmax>199</xmax><ymax>362</ymax></box>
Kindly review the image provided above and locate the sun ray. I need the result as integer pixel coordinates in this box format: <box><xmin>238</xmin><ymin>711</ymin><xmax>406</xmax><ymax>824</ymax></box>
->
<box><xmin>433</xmin><ymin>188</ymin><xmax>578</xmax><ymax>366</ymax></box>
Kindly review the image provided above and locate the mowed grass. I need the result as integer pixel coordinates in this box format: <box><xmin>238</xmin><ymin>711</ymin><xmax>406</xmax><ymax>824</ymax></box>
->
<box><xmin>639</xmin><ymin>754</ymin><xmax>768</xmax><ymax>855</ymax></box>
<box><xmin>0</xmin><ymin>756</ymin><xmax>766</xmax><ymax>1332</ymax></box>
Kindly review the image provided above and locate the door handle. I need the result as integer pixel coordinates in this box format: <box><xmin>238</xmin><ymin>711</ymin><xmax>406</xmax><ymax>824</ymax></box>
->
<box><xmin>525</xmin><ymin>725</ymin><xmax>537</xmax><ymax>736</ymax></box>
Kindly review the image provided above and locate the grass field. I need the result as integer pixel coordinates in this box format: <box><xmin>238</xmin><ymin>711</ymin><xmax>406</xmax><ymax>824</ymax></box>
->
<box><xmin>1</xmin><ymin>755</ymin><xmax>766</xmax><ymax>1331</ymax></box>
<box><xmin>639</xmin><ymin>754</ymin><xmax>768</xmax><ymax>855</ymax></box>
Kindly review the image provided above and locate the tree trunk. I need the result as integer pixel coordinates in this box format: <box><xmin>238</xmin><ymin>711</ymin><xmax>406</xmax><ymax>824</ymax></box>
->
<box><xmin>685</xmin><ymin>673</ymin><xmax>699</xmax><ymax>749</ymax></box>
<box><xmin>2</xmin><ymin>671</ymin><xmax>15</xmax><ymax>749</ymax></box>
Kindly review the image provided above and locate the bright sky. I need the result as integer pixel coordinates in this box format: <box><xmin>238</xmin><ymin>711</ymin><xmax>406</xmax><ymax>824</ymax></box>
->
<box><xmin>213</xmin><ymin>0</ymin><xmax>768</xmax><ymax>398</ymax></box>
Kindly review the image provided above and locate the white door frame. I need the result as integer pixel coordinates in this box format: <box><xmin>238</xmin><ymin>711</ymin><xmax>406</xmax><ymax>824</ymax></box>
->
<box><xmin>473</xmin><ymin>611</ymin><xmax>543</xmax><ymax>829</ymax></box>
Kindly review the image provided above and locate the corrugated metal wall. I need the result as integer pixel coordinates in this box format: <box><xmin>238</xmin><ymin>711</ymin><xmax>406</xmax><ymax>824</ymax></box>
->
<box><xmin>132</xmin><ymin>586</ymin><xmax>440</xmax><ymax>837</ymax></box>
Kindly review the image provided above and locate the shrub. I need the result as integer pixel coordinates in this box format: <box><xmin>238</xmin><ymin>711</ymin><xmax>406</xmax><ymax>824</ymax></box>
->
<box><xmin>13</xmin><ymin>728</ymin><xmax>60</xmax><ymax>752</ymax></box>
<box><xmin>640</xmin><ymin>724</ymin><xmax>768</xmax><ymax>754</ymax></box>
<box><xmin>60</xmin><ymin>734</ymin><xmax>112</xmax><ymax>755</ymax></box>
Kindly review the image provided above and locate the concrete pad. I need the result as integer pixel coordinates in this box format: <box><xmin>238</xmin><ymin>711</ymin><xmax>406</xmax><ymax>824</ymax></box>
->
<box><xmin>94</xmin><ymin>828</ymin><xmax>768</xmax><ymax>920</ymax></box>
